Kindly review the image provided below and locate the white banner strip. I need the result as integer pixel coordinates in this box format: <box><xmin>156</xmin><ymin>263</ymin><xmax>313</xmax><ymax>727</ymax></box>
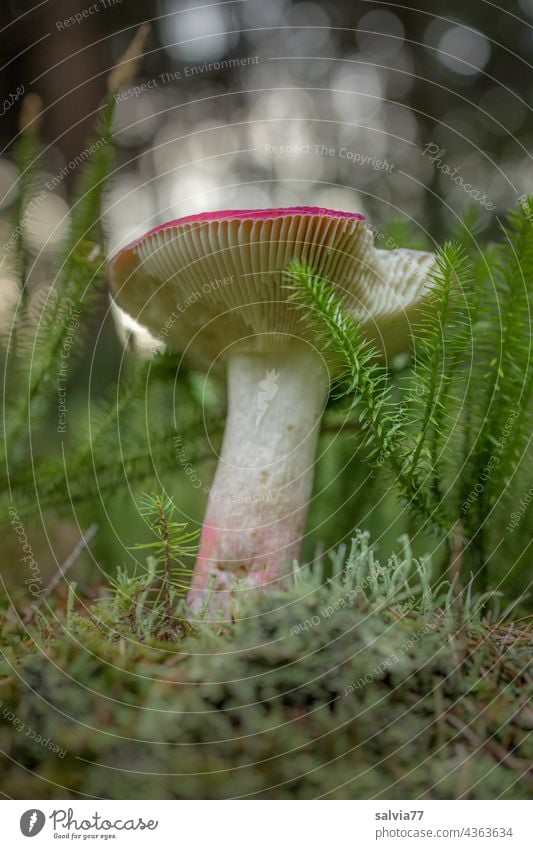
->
<box><xmin>1</xmin><ymin>799</ymin><xmax>532</xmax><ymax>847</ymax></box>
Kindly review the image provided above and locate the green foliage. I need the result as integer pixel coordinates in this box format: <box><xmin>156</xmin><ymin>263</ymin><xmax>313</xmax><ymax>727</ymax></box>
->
<box><xmin>79</xmin><ymin>494</ymin><xmax>198</xmax><ymax>641</ymax></box>
<box><xmin>10</xmin><ymin>242</ymin><xmax>105</xmax><ymax>448</ymax></box>
<box><xmin>1</xmin><ymin>357</ymin><xmax>218</xmax><ymax>524</ymax></box>
<box><xmin>461</xmin><ymin>207</ymin><xmax>533</xmax><ymax>515</ymax></box>
<box><xmin>286</xmin><ymin>260</ymin><xmax>403</xmax><ymax>458</ymax></box>
<box><xmin>133</xmin><ymin>491</ymin><xmax>198</xmax><ymax>584</ymax></box>
<box><xmin>10</xmin><ymin>115</ymin><xmax>43</xmax><ymax>291</ymax></box>
<box><xmin>6</xmin><ymin>94</ymin><xmax>117</xmax><ymax>457</ymax></box>
<box><xmin>401</xmin><ymin>244</ymin><xmax>472</xmax><ymax>493</ymax></box>
<box><xmin>287</xmin><ymin>247</ymin><xmax>468</xmax><ymax>530</ymax></box>
<box><xmin>1</xmin><ymin>74</ymin><xmax>216</xmax><ymax>521</ymax></box>
<box><xmin>109</xmin><ymin>492</ymin><xmax>197</xmax><ymax>639</ymax></box>
<box><xmin>287</xmin><ymin>217</ymin><xmax>533</xmax><ymax>590</ymax></box>
<box><xmin>68</xmin><ymin>96</ymin><xmax>116</xmax><ymax>246</ymax></box>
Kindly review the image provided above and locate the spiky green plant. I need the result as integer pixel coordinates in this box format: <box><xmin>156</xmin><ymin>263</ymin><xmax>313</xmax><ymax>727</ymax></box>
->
<box><xmin>102</xmin><ymin>492</ymin><xmax>198</xmax><ymax>640</ymax></box>
<box><xmin>286</xmin><ymin>215</ymin><xmax>533</xmax><ymax>591</ymax></box>
<box><xmin>286</xmin><ymin>260</ymin><xmax>403</xmax><ymax>458</ymax></box>
<box><xmin>0</xmin><ymin>27</ymin><xmax>214</xmax><ymax>523</ymax></box>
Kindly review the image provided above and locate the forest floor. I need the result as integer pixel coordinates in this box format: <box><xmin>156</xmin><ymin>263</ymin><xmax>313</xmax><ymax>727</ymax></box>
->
<box><xmin>1</xmin><ymin>563</ymin><xmax>531</xmax><ymax>800</ymax></box>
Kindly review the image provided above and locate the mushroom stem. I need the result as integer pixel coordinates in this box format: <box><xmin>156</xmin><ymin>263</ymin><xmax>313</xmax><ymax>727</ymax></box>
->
<box><xmin>188</xmin><ymin>347</ymin><xmax>329</xmax><ymax>617</ymax></box>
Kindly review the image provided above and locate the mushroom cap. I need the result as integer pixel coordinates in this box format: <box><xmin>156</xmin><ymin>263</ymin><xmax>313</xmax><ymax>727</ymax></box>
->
<box><xmin>109</xmin><ymin>206</ymin><xmax>433</xmax><ymax>366</ymax></box>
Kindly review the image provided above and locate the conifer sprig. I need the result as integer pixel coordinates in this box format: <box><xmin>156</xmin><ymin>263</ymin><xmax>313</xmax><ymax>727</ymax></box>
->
<box><xmin>131</xmin><ymin>491</ymin><xmax>198</xmax><ymax>608</ymax></box>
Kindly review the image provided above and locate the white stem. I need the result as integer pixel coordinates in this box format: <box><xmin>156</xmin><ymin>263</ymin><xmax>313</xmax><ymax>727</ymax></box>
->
<box><xmin>188</xmin><ymin>348</ymin><xmax>329</xmax><ymax>616</ymax></box>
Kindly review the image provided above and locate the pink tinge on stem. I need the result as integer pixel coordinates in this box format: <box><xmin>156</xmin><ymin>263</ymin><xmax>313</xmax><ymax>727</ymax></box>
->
<box><xmin>186</xmin><ymin>348</ymin><xmax>329</xmax><ymax>619</ymax></box>
<box><xmin>188</xmin><ymin>506</ymin><xmax>309</xmax><ymax>616</ymax></box>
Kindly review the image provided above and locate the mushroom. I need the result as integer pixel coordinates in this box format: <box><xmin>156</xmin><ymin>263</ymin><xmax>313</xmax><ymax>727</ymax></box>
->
<box><xmin>109</xmin><ymin>207</ymin><xmax>433</xmax><ymax>618</ymax></box>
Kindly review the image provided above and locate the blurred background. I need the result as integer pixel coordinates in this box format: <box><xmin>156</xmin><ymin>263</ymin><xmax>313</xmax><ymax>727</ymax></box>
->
<box><xmin>1</xmin><ymin>0</ymin><xmax>532</xmax><ymax>591</ymax></box>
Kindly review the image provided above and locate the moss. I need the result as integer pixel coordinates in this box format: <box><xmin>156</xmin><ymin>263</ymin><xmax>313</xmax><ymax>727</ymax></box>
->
<box><xmin>1</xmin><ymin>566</ymin><xmax>531</xmax><ymax>800</ymax></box>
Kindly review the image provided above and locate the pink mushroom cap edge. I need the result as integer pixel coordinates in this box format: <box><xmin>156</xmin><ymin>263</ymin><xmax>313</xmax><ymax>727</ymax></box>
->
<box><xmin>110</xmin><ymin>206</ymin><xmax>366</xmax><ymax>260</ymax></box>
